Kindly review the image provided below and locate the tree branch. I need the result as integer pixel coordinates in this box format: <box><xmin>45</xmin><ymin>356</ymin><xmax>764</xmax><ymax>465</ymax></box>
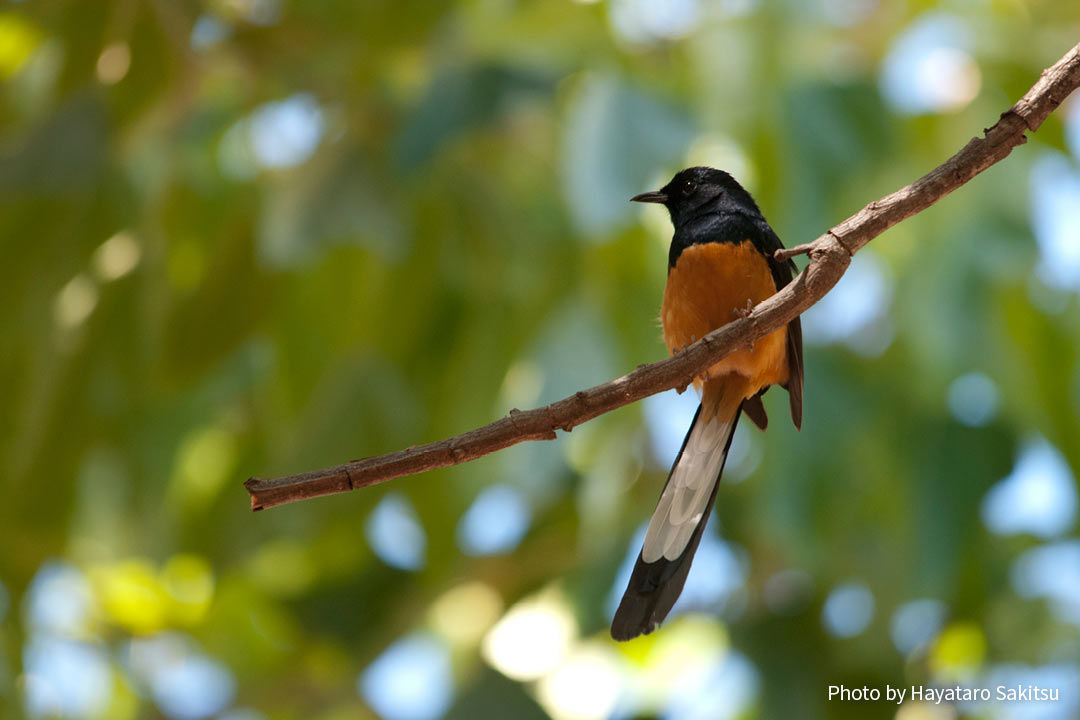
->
<box><xmin>246</xmin><ymin>42</ymin><xmax>1080</xmax><ymax>512</ymax></box>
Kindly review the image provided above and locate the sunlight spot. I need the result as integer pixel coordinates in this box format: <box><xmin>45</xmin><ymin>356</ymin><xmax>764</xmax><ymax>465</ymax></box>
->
<box><xmin>429</xmin><ymin>582</ymin><xmax>504</xmax><ymax>648</ymax></box>
<box><xmin>127</xmin><ymin>632</ymin><xmax>186</xmax><ymax>684</ymax></box>
<box><xmin>891</xmin><ymin>598</ymin><xmax>946</xmax><ymax>656</ymax></box>
<box><xmin>190</xmin><ymin>15</ymin><xmax>229</xmax><ymax>51</ymax></box>
<box><xmin>880</xmin><ymin>14</ymin><xmax>980</xmax><ymax>115</ymax></box>
<box><xmin>1029</xmin><ymin>152</ymin><xmax>1080</xmax><ymax>291</ymax></box>
<box><xmin>248</xmin><ymin>94</ymin><xmax>325</xmax><ymax>169</ymax></box>
<box><xmin>662</xmin><ymin>650</ymin><xmax>758</xmax><ymax>720</ymax></box>
<box><xmin>622</xmin><ymin>615</ymin><xmax>727</xmax><ymax>712</ymax></box>
<box><xmin>0</xmin><ymin>12</ymin><xmax>41</xmax><ymax>79</ymax></box>
<box><xmin>822</xmin><ymin>581</ymin><xmax>874</xmax><ymax>638</ymax></box>
<box><xmin>609</xmin><ymin>0</ymin><xmax>699</xmax><ymax>45</ymax></box>
<box><xmin>536</xmin><ymin>643</ymin><xmax>625</xmax><ymax>720</ymax></box>
<box><xmin>457</xmin><ymin>484</ymin><xmax>532</xmax><ymax>555</ymax></box>
<box><xmin>96</xmin><ymin>42</ymin><xmax>130</xmax><ymax>85</ymax></box>
<box><xmin>1011</xmin><ymin>541</ymin><xmax>1080</xmax><ymax>627</ymax></box>
<box><xmin>366</xmin><ymin>493</ymin><xmax>427</xmax><ymax>571</ymax></box>
<box><xmin>359</xmin><ymin>634</ymin><xmax>453</xmax><ymax>720</ymax></box>
<box><xmin>982</xmin><ymin>438</ymin><xmax>1077</xmax><ymax>538</ymax></box>
<box><xmin>92</xmin><ymin>230</ymin><xmax>141</xmax><ymax>281</ymax></box>
<box><xmin>946</xmin><ymin>372</ymin><xmax>998</xmax><ymax>427</ymax></box>
<box><xmin>802</xmin><ymin>250</ymin><xmax>892</xmax><ymax>355</ymax></box>
<box><xmin>90</xmin><ymin>558</ymin><xmax>168</xmax><ymax>634</ymax></box>
<box><xmin>153</xmin><ymin>655</ymin><xmax>234</xmax><ymax>720</ymax></box>
<box><xmin>982</xmin><ymin>664</ymin><xmax>1080</xmax><ymax>719</ymax></box>
<box><xmin>928</xmin><ymin>622</ymin><xmax>985</xmax><ymax>681</ymax></box>
<box><xmin>217</xmin><ymin>94</ymin><xmax>327</xmax><ymax>177</ymax></box>
<box><xmin>482</xmin><ymin>589</ymin><xmax>577</xmax><ymax>681</ymax></box>
<box><xmin>54</xmin><ymin>274</ymin><xmax>98</xmax><ymax>329</ymax></box>
<box><xmin>23</xmin><ymin>637</ymin><xmax>111</xmax><ymax>719</ymax></box>
<box><xmin>24</xmin><ymin>562</ymin><xmax>95</xmax><ymax>637</ymax></box>
<box><xmin>127</xmin><ymin>632</ymin><xmax>235</xmax><ymax>720</ymax></box>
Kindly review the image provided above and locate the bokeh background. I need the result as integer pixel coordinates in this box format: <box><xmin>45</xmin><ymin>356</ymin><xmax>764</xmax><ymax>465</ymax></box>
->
<box><xmin>3</xmin><ymin>1</ymin><xmax>1080</xmax><ymax>719</ymax></box>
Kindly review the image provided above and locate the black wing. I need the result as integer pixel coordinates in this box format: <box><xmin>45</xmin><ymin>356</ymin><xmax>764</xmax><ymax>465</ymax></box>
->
<box><xmin>752</xmin><ymin>222</ymin><xmax>804</xmax><ymax>429</ymax></box>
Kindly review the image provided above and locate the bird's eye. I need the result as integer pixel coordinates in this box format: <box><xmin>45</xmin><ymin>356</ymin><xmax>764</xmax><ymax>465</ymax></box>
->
<box><xmin>682</xmin><ymin>179</ymin><xmax>696</xmax><ymax>194</ymax></box>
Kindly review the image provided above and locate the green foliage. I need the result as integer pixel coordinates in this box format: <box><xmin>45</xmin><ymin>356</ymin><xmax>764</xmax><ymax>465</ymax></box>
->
<box><xmin>1</xmin><ymin>1</ymin><xmax>1079</xmax><ymax>719</ymax></box>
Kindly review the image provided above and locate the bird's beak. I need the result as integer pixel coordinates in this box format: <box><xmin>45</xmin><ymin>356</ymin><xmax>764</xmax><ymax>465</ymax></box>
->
<box><xmin>630</xmin><ymin>191</ymin><xmax>668</xmax><ymax>204</ymax></box>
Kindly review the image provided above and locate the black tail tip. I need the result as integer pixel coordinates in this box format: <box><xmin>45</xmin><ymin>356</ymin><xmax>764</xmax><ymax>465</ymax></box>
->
<box><xmin>610</xmin><ymin>613</ymin><xmax>658</xmax><ymax>642</ymax></box>
<box><xmin>610</xmin><ymin>590</ymin><xmax>668</xmax><ymax>642</ymax></box>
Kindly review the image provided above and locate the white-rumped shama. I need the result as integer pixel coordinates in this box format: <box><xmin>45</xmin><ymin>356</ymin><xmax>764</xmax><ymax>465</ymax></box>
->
<box><xmin>611</xmin><ymin>166</ymin><xmax>804</xmax><ymax>641</ymax></box>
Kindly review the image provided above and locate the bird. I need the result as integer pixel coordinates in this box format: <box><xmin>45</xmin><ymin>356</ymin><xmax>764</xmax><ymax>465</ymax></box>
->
<box><xmin>611</xmin><ymin>166</ymin><xmax>803</xmax><ymax>641</ymax></box>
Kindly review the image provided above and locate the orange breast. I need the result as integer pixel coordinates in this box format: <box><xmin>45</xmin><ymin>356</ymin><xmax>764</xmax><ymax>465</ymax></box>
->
<box><xmin>662</xmin><ymin>240</ymin><xmax>789</xmax><ymax>407</ymax></box>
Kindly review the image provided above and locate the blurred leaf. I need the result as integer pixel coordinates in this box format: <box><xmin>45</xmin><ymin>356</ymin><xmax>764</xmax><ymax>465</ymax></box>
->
<box><xmin>561</xmin><ymin>73</ymin><xmax>695</xmax><ymax>237</ymax></box>
<box><xmin>0</xmin><ymin>91</ymin><xmax>107</xmax><ymax>192</ymax></box>
<box><xmin>394</xmin><ymin>64</ymin><xmax>557</xmax><ymax>171</ymax></box>
<box><xmin>2</xmin><ymin>2</ymin><xmax>1080</xmax><ymax>718</ymax></box>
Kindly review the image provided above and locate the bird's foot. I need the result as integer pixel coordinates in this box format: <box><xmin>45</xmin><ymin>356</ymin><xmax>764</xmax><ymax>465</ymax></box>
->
<box><xmin>734</xmin><ymin>299</ymin><xmax>754</xmax><ymax>320</ymax></box>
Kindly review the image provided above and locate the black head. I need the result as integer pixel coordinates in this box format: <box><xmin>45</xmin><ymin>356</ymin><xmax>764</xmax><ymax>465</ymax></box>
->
<box><xmin>631</xmin><ymin>166</ymin><xmax>763</xmax><ymax>228</ymax></box>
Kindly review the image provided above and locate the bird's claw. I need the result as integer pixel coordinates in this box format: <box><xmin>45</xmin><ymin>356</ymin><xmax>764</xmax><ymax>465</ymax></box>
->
<box><xmin>734</xmin><ymin>299</ymin><xmax>754</xmax><ymax>320</ymax></box>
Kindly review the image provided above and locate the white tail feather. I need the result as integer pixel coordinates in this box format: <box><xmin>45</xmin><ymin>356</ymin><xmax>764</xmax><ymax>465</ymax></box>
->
<box><xmin>641</xmin><ymin>414</ymin><xmax>734</xmax><ymax>563</ymax></box>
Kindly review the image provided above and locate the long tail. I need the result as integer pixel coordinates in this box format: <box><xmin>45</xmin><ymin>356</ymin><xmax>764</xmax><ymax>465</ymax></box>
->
<box><xmin>611</xmin><ymin>401</ymin><xmax>741</xmax><ymax>641</ymax></box>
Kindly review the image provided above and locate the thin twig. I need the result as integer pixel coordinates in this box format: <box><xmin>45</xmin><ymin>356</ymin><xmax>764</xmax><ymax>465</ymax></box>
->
<box><xmin>773</xmin><ymin>243</ymin><xmax>817</xmax><ymax>262</ymax></box>
<box><xmin>246</xmin><ymin>42</ymin><xmax>1080</xmax><ymax>512</ymax></box>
